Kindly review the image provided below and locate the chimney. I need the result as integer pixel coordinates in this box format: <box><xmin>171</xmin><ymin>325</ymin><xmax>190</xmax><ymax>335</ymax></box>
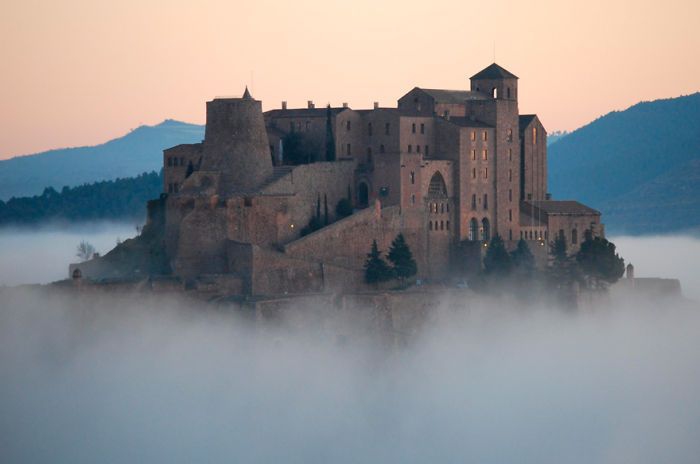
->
<box><xmin>373</xmin><ymin>102</ymin><xmax>379</xmax><ymax>109</ymax></box>
<box><xmin>281</xmin><ymin>101</ymin><xmax>287</xmax><ymax>110</ymax></box>
<box><xmin>342</xmin><ymin>102</ymin><xmax>348</xmax><ymax>108</ymax></box>
<box><xmin>307</xmin><ymin>100</ymin><xmax>315</xmax><ymax>109</ymax></box>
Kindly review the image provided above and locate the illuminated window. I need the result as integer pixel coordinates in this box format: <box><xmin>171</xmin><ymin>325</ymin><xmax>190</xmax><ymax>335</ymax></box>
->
<box><xmin>482</xmin><ymin>149</ymin><xmax>488</xmax><ymax>160</ymax></box>
<box><xmin>484</xmin><ymin>167</ymin><xmax>488</xmax><ymax>179</ymax></box>
<box><xmin>483</xmin><ymin>131</ymin><xmax>488</xmax><ymax>141</ymax></box>
<box><xmin>532</xmin><ymin>127</ymin><xmax>537</xmax><ymax>145</ymax></box>
<box><xmin>507</xmin><ymin>129</ymin><xmax>513</xmax><ymax>142</ymax></box>
<box><xmin>471</xmin><ymin>131</ymin><xmax>476</xmax><ymax>141</ymax></box>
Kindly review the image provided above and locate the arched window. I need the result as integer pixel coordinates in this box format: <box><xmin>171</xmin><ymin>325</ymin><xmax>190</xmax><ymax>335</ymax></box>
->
<box><xmin>492</xmin><ymin>87</ymin><xmax>498</xmax><ymax>98</ymax></box>
<box><xmin>428</xmin><ymin>172</ymin><xmax>448</xmax><ymax>198</ymax></box>
<box><xmin>469</xmin><ymin>218</ymin><xmax>479</xmax><ymax>241</ymax></box>
<box><xmin>482</xmin><ymin>218</ymin><xmax>490</xmax><ymax>241</ymax></box>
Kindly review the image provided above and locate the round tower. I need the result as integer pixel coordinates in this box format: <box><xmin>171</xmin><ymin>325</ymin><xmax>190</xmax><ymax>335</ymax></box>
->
<box><xmin>200</xmin><ymin>87</ymin><xmax>273</xmax><ymax>193</ymax></box>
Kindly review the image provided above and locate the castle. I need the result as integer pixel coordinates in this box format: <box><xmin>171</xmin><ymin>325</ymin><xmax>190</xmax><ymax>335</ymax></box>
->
<box><xmin>74</xmin><ymin>63</ymin><xmax>604</xmax><ymax>296</ymax></box>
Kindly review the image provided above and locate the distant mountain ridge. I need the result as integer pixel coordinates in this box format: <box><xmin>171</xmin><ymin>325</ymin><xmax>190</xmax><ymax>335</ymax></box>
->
<box><xmin>549</xmin><ymin>92</ymin><xmax>700</xmax><ymax>234</ymax></box>
<box><xmin>0</xmin><ymin>120</ymin><xmax>203</xmax><ymax>200</ymax></box>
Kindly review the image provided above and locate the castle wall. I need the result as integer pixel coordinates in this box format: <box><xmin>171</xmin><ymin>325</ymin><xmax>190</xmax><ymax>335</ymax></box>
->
<box><xmin>521</xmin><ymin>117</ymin><xmax>548</xmax><ymax>201</ymax></box>
<box><xmin>163</xmin><ymin>143</ymin><xmax>203</xmax><ymax>193</ymax></box>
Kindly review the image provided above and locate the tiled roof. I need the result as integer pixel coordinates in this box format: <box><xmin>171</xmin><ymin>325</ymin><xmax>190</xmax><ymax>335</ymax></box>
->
<box><xmin>470</xmin><ymin>63</ymin><xmax>519</xmax><ymax>80</ymax></box>
<box><xmin>525</xmin><ymin>200</ymin><xmax>601</xmax><ymax>215</ymax></box>
<box><xmin>418</xmin><ymin>88</ymin><xmax>488</xmax><ymax>104</ymax></box>
<box><xmin>519</xmin><ymin>114</ymin><xmax>537</xmax><ymax>132</ymax></box>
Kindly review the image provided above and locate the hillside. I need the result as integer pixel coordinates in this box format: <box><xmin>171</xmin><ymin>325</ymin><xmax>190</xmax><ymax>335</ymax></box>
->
<box><xmin>0</xmin><ymin>120</ymin><xmax>203</xmax><ymax>200</ymax></box>
<box><xmin>0</xmin><ymin>171</ymin><xmax>162</xmax><ymax>225</ymax></box>
<box><xmin>549</xmin><ymin>92</ymin><xmax>700</xmax><ymax>234</ymax></box>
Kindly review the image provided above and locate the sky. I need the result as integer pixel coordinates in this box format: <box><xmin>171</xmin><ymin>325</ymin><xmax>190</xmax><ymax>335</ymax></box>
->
<box><xmin>1</xmin><ymin>0</ymin><xmax>699</xmax><ymax>159</ymax></box>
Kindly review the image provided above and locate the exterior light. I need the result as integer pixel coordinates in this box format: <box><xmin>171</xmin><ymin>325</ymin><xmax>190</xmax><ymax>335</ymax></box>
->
<box><xmin>290</xmin><ymin>224</ymin><xmax>295</xmax><ymax>229</ymax></box>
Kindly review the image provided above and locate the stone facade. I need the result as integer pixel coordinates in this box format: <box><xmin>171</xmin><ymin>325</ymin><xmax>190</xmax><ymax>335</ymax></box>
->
<box><xmin>159</xmin><ymin>63</ymin><xmax>604</xmax><ymax>297</ymax></box>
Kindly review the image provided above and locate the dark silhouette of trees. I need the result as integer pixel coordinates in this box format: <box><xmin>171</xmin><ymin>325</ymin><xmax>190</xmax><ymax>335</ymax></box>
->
<box><xmin>387</xmin><ymin>233</ymin><xmax>417</xmax><ymax>284</ymax></box>
<box><xmin>76</xmin><ymin>241</ymin><xmax>96</xmax><ymax>261</ymax></box>
<box><xmin>282</xmin><ymin>132</ymin><xmax>321</xmax><ymax>165</ymax></box>
<box><xmin>483</xmin><ymin>234</ymin><xmax>512</xmax><ymax>276</ymax></box>
<box><xmin>364</xmin><ymin>240</ymin><xmax>393</xmax><ymax>285</ymax></box>
<box><xmin>576</xmin><ymin>231</ymin><xmax>625</xmax><ymax>289</ymax></box>
<box><xmin>335</xmin><ymin>198</ymin><xmax>353</xmax><ymax>218</ymax></box>
<box><xmin>0</xmin><ymin>171</ymin><xmax>162</xmax><ymax>225</ymax></box>
<box><xmin>510</xmin><ymin>238</ymin><xmax>535</xmax><ymax>272</ymax></box>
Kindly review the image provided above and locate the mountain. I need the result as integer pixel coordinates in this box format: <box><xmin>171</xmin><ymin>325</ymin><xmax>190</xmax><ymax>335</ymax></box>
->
<box><xmin>547</xmin><ymin>131</ymin><xmax>569</xmax><ymax>146</ymax></box>
<box><xmin>548</xmin><ymin>93</ymin><xmax>700</xmax><ymax>234</ymax></box>
<box><xmin>0</xmin><ymin>120</ymin><xmax>203</xmax><ymax>201</ymax></box>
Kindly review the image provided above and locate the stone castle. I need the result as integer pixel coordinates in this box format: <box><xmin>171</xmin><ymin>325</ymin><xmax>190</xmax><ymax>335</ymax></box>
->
<box><xmin>73</xmin><ymin>63</ymin><xmax>604</xmax><ymax>296</ymax></box>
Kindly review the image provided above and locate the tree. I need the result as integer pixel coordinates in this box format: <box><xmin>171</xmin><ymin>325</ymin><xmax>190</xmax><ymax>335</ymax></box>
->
<box><xmin>335</xmin><ymin>198</ymin><xmax>353</xmax><ymax>218</ymax></box>
<box><xmin>282</xmin><ymin>132</ymin><xmax>320</xmax><ymax>165</ymax></box>
<box><xmin>76</xmin><ymin>241</ymin><xmax>96</xmax><ymax>261</ymax></box>
<box><xmin>510</xmin><ymin>238</ymin><xmax>535</xmax><ymax>272</ymax></box>
<box><xmin>548</xmin><ymin>234</ymin><xmax>578</xmax><ymax>307</ymax></box>
<box><xmin>576</xmin><ymin>232</ymin><xmax>625</xmax><ymax>290</ymax></box>
<box><xmin>387</xmin><ymin>233</ymin><xmax>417</xmax><ymax>284</ymax></box>
<box><xmin>364</xmin><ymin>240</ymin><xmax>393</xmax><ymax>285</ymax></box>
<box><xmin>483</xmin><ymin>234</ymin><xmax>512</xmax><ymax>276</ymax></box>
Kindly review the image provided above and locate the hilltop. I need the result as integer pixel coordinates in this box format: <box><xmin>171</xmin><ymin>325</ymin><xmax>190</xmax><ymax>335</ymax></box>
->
<box><xmin>0</xmin><ymin>120</ymin><xmax>203</xmax><ymax>200</ymax></box>
<box><xmin>549</xmin><ymin>93</ymin><xmax>700</xmax><ymax>234</ymax></box>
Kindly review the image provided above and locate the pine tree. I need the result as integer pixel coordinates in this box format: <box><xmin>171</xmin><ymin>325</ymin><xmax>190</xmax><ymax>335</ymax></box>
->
<box><xmin>364</xmin><ymin>240</ymin><xmax>392</xmax><ymax>284</ymax></box>
<box><xmin>548</xmin><ymin>234</ymin><xmax>578</xmax><ymax>307</ymax></box>
<box><xmin>510</xmin><ymin>238</ymin><xmax>535</xmax><ymax>272</ymax></box>
<box><xmin>576</xmin><ymin>232</ymin><xmax>625</xmax><ymax>290</ymax></box>
<box><xmin>387</xmin><ymin>233</ymin><xmax>417</xmax><ymax>283</ymax></box>
<box><xmin>483</xmin><ymin>234</ymin><xmax>512</xmax><ymax>276</ymax></box>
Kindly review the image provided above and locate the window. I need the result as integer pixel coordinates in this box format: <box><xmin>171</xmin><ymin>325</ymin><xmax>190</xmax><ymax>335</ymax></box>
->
<box><xmin>244</xmin><ymin>197</ymin><xmax>253</xmax><ymax>207</ymax></box>
<box><xmin>411</xmin><ymin>194</ymin><xmax>415</xmax><ymax>204</ymax></box>
<box><xmin>471</xmin><ymin>194</ymin><xmax>477</xmax><ymax>210</ymax></box>
<box><xmin>440</xmin><ymin>221</ymin><xmax>444</xmax><ymax>230</ymax></box>
<box><xmin>482</xmin><ymin>149</ymin><xmax>488</xmax><ymax>160</ymax></box>
<box><xmin>472</xmin><ymin>149</ymin><xmax>477</xmax><ymax>161</ymax></box>
<box><xmin>380</xmin><ymin>144</ymin><xmax>385</xmax><ymax>154</ymax></box>
<box><xmin>509</xmin><ymin>169</ymin><xmax>512</xmax><ymax>181</ymax></box>
<box><xmin>412</xmin><ymin>123</ymin><xmax>416</xmax><ymax>133</ymax></box>
<box><xmin>509</xmin><ymin>189</ymin><xmax>513</xmax><ymax>202</ymax></box>
<box><xmin>483</xmin><ymin>194</ymin><xmax>488</xmax><ymax>210</ymax></box>
<box><xmin>428</xmin><ymin>172</ymin><xmax>447</xmax><ymax>198</ymax></box>
<box><xmin>441</xmin><ymin>203</ymin><xmax>444</xmax><ymax>213</ymax></box>
<box><xmin>572</xmin><ymin>229</ymin><xmax>578</xmax><ymax>244</ymax></box>
<box><xmin>425</xmin><ymin>145</ymin><xmax>429</xmax><ymax>156</ymax></box>
<box><xmin>429</xmin><ymin>221</ymin><xmax>433</xmax><ymax>231</ymax></box>
<box><xmin>167</xmin><ymin>157</ymin><xmax>173</xmax><ymax>167</ymax></box>
<box><xmin>385</xmin><ymin>122</ymin><xmax>390</xmax><ymax>135</ymax></box>
<box><xmin>346</xmin><ymin>143</ymin><xmax>351</xmax><ymax>156</ymax></box>
<box><xmin>417</xmin><ymin>145</ymin><xmax>421</xmax><ymax>153</ymax></box>
<box><xmin>532</xmin><ymin>127</ymin><xmax>537</xmax><ymax>145</ymax></box>
<box><xmin>472</xmin><ymin>168</ymin><xmax>476</xmax><ymax>179</ymax></box>
<box><xmin>471</xmin><ymin>131</ymin><xmax>476</xmax><ymax>141</ymax></box>
<box><xmin>410</xmin><ymin>171</ymin><xmax>415</xmax><ymax>184</ymax></box>
<box><xmin>484</xmin><ymin>167</ymin><xmax>488</xmax><ymax>179</ymax></box>
<box><xmin>509</xmin><ymin>148</ymin><xmax>512</xmax><ymax>161</ymax></box>
<box><xmin>509</xmin><ymin>229</ymin><xmax>512</xmax><ymax>240</ymax></box>
<box><xmin>470</xmin><ymin>218</ymin><xmax>479</xmax><ymax>240</ymax></box>
<box><xmin>346</xmin><ymin>120</ymin><xmax>351</xmax><ymax>131</ymax></box>
<box><xmin>446</xmin><ymin>221</ymin><xmax>450</xmax><ymax>230</ymax></box>
<box><xmin>509</xmin><ymin>209</ymin><xmax>512</xmax><ymax>221</ymax></box>
<box><xmin>483</xmin><ymin>131</ymin><xmax>488</xmax><ymax>141</ymax></box>
<box><xmin>173</xmin><ymin>157</ymin><xmax>178</xmax><ymax>167</ymax></box>
<box><xmin>420</xmin><ymin>123</ymin><xmax>425</xmax><ymax>134</ymax></box>
<box><xmin>507</xmin><ymin>87</ymin><xmax>511</xmax><ymax>99</ymax></box>
<box><xmin>368</xmin><ymin>122</ymin><xmax>373</xmax><ymax>136</ymax></box>
<box><xmin>408</xmin><ymin>144</ymin><xmax>412</xmax><ymax>153</ymax></box>
<box><xmin>507</xmin><ymin>128</ymin><xmax>513</xmax><ymax>142</ymax></box>
<box><xmin>492</xmin><ymin>87</ymin><xmax>498</xmax><ymax>98</ymax></box>
<box><xmin>446</xmin><ymin>203</ymin><xmax>449</xmax><ymax>212</ymax></box>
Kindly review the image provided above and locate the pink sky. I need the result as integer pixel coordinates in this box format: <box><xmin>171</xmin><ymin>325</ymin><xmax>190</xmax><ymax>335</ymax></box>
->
<box><xmin>1</xmin><ymin>0</ymin><xmax>699</xmax><ymax>159</ymax></box>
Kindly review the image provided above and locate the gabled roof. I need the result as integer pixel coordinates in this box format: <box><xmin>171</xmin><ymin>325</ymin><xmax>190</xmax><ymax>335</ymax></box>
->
<box><xmin>525</xmin><ymin>200</ymin><xmax>600</xmax><ymax>216</ymax></box>
<box><xmin>470</xmin><ymin>63</ymin><xmax>518</xmax><ymax>80</ymax></box>
<box><xmin>264</xmin><ymin>107</ymin><xmax>350</xmax><ymax>118</ymax></box>
<box><xmin>416</xmin><ymin>88</ymin><xmax>488</xmax><ymax>104</ymax></box>
<box><xmin>519</xmin><ymin>114</ymin><xmax>538</xmax><ymax>133</ymax></box>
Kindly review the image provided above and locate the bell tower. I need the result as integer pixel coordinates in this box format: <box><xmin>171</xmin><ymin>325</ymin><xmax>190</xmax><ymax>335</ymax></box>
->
<box><xmin>470</xmin><ymin>63</ymin><xmax>518</xmax><ymax>101</ymax></box>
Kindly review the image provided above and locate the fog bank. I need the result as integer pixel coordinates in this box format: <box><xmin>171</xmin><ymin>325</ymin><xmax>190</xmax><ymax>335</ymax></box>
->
<box><xmin>0</xmin><ymin>222</ymin><xmax>135</xmax><ymax>286</ymax></box>
<box><xmin>1</xmin><ymin>289</ymin><xmax>699</xmax><ymax>463</ymax></box>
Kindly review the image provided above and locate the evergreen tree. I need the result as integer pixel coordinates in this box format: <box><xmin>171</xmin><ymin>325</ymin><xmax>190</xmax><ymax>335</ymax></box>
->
<box><xmin>548</xmin><ymin>234</ymin><xmax>578</xmax><ymax>307</ymax></box>
<box><xmin>387</xmin><ymin>233</ymin><xmax>417</xmax><ymax>283</ymax></box>
<box><xmin>335</xmin><ymin>198</ymin><xmax>353</xmax><ymax>218</ymax></box>
<box><xmin>510</xmin><ymin>238</ymin><xmax>535</xmax><ymax>272</ymax></box>
<box><xmin>483</xmin><ymin>234</ymin><xmax>512</xmax><ymax>276</ymax></box>
<box><xmin>364</xmin><ymin>240</ymin><xmax>392</xmax><ymax>284</ymax></box>
<box><xmin>324</xmin><ymin>194</ymin><xmax>329</xmax><ymax>225</ymax></box>
<box><xmin>576</xmin><ymin>232</ymin><xmax>625</xmax><ymax>290</ymax></box>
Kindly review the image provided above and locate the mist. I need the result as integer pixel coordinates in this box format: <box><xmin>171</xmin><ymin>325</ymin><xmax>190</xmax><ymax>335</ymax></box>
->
<box><xmin>1</xmin><ymin>231</ymin><xmax>699</xmax><ymax>462</ymax></box>
<box><xmin>0</xmin><ymin>222</ymin><xmax>136</xmax><ymax>286</ymax></box>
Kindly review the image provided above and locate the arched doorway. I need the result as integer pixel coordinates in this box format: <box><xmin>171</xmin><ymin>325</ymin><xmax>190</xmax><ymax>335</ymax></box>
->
<box><xmin>72</xmin><ymin>268</ymin><xmax>82</xmax><ymax>279</ymax></box>
<box><xmin>357</xmin><ymin>181</ymin><xmax>369</xmax><ymax>209</ymax></box>
<box><xmin>481</xmin><ymin>218</ymin><xmax>490</xmax><ymax>241</ymax></box>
